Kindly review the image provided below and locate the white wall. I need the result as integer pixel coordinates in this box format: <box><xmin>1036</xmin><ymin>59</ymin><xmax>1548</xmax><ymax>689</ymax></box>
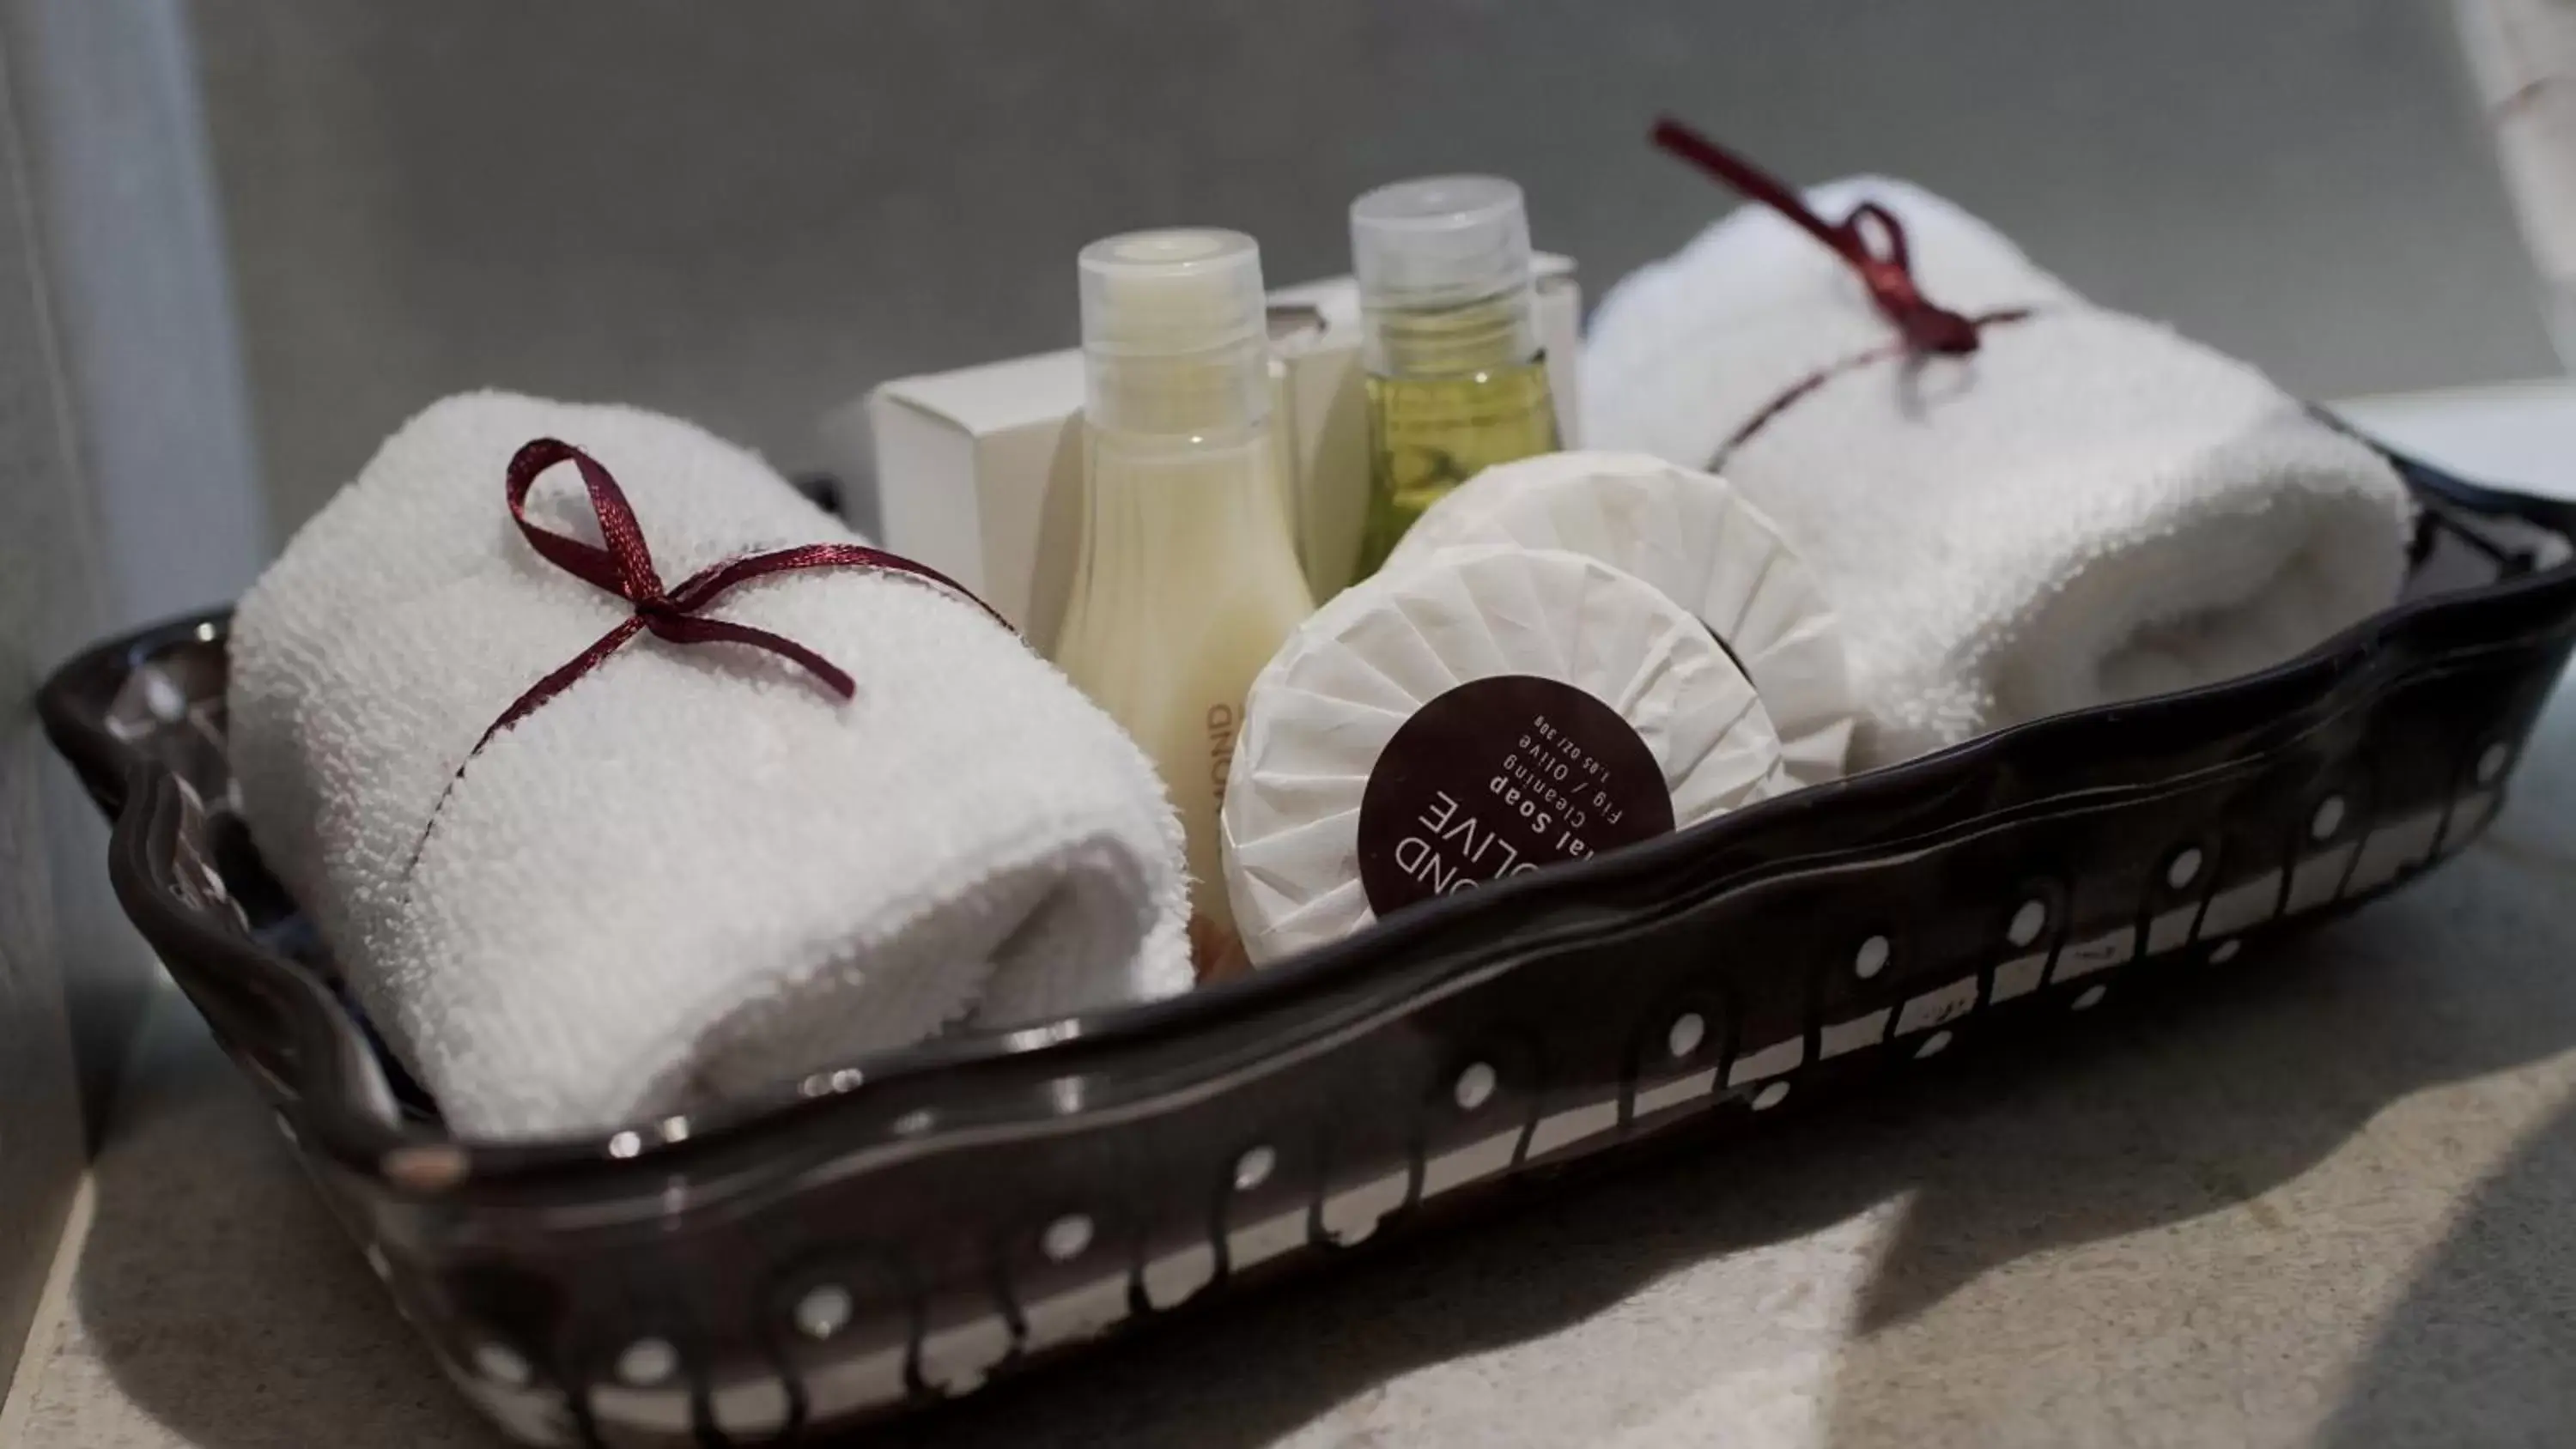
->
<box><xmin>15</xmin><ymin>0</ymin><xmax>263</xmax><ymax>627</ymax></box>
<box><xmin>0</xmin><ymin>9</ymin><xmax>99</xmax><ymax>1398</ymax></box>
<box><xmin>0</xmin><ymin>0</ymin><xmax>267</xmax><ymax>1390</ymax></box>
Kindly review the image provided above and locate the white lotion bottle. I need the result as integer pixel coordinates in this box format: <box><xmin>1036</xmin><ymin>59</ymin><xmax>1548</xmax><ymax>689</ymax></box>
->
<box><xmin>1054</xmin><ymin>229</ymin><xmax>1315</xmax><ymax>979</ymax></box>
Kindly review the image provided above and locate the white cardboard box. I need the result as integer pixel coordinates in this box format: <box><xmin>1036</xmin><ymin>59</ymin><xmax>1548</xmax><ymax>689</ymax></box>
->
<box><xmin>829</xmin><ymin>257</ymin><xmax>1583</xmax><ymax>652</ymax></box>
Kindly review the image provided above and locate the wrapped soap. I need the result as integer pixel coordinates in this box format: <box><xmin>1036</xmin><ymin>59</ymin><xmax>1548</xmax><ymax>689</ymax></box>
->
<box><xmin>1222</xmin><ymin>544</ymin><xmax>1784</xmax><ymax>966</ymax></box>
<box><xmin>1382</xmin><ymin>450</ymin><xmax>1854</xmax><ymax>786</ymax></box>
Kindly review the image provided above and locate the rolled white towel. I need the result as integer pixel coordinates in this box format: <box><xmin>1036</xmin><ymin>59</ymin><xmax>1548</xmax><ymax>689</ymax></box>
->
<box><xmin>1584</xmin><ymin>166</ymin><xmax>2413</xmax><ymax>767</ymax></box>
<box><xmin>228</xmin><ymin>391</ymin><xmax>1191</xmax><ymax>1141</ymax></box>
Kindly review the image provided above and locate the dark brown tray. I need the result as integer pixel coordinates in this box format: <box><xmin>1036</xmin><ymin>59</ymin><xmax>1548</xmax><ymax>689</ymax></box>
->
<box><xmin>38</xmin><ymin>441</ymin><xmax>2576</xmax><ymax>1447</ymax></box>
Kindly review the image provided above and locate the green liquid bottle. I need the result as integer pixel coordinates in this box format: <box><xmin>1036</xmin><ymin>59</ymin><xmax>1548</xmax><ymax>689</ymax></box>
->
<box><xmin>1350</xmin><ymin>176</ymin><xmax>1561</xmax><ymax>579</ymax></box>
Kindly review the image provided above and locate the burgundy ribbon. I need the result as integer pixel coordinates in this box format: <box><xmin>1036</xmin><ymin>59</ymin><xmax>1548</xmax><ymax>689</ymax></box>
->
<box><xmin>466</xmin><ymin>437</ymin><xmax>1007</xmax><ymax>762</ymax></box>
<box><xmin>398</xmin><ymin>439</ymin><xmax>1006</xmax><ymax>882</ymax></box>
<box><xmin>1651</xmin><ymin>118</ymin><xmax>2038</xmax><ymax>466</ymax></box>
<box><xmin>1651</xmin><ymin>117</ymin><xmax>1989</xmax><ymax>357</ymax></box>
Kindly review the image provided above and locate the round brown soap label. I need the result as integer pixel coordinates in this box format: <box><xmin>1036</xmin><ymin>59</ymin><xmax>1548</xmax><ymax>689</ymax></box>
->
<box><xmin>1357</xmin><ymin>675</ymin><xmax>1675</xmax><ymax>918</ymax></box>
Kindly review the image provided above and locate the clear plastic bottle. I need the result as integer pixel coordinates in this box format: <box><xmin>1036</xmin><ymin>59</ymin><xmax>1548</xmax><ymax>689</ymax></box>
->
<box><xmin>1054</xmin><ymin>229</ymin><xmax>1315</xmax><ymax>979</ymax></box>
<box><xmin>1350</xmin><ymin>175</ymin><xmax>1562</xmax><ymax>578</ymax></box>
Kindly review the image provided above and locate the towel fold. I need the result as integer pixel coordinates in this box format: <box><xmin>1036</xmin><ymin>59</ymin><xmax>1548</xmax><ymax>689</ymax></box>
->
<box><xmin>228</xmin><ymin>391</ymin><xmax>1191</xmax><ymax>1141</ymax></box>
<box><xmin>1583</xmin><ymin>177</ymin><xmax>2413</xmax><ymax>767</ymax></box>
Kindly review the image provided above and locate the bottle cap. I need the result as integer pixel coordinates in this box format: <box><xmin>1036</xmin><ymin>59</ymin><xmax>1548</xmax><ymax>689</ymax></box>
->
<box><xmin>1079</xmin><ymin>229</ymin><xmax>1271</xmax><ymax>436</ymax></box>
<box><xmin>1349</xmin><ymin>175</ymin><xmax>1533</xmax><ymax>313</ymax></box>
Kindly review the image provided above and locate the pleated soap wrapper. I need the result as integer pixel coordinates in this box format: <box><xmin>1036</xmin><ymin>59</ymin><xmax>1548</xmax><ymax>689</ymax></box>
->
<box><xmin>1222</xmin><ymin>544</ymin><xmax>1786</xmax><ymax>966</ymax></box>
<box><xmin>227</xmin><ymin>391</ymin><xmax>1194</xmax><ymax>1141</ymax></box>
<box><xmin>1381</xmin><ymin>450</ymin><xmax>1855</xmax><ymax>786</ymax></box>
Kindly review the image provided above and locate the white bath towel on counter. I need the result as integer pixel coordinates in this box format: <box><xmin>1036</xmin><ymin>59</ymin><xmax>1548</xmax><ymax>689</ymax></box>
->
<box><xmin>1583</xmin><ymin>177</ymin><xmax>2413</xmax><ymax>767</ymax></box>
<box><xmin>229</xmin><ymin>391</ymin><xmax>1191</xmax><ymax>1141</ymax></box>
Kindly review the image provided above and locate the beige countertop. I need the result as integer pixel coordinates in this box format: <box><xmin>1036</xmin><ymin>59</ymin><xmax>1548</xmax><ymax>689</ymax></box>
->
<box><xmin>10</xmin><ymin>394</ymin><xmax>2576</xmax><ymax>1448</ymax></box>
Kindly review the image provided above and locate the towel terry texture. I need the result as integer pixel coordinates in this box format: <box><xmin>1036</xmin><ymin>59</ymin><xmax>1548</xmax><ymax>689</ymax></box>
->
<box><xmin>228</xmin><ymin>391</ymin><xmax>1191</xmax><ymax>1141</ymax></box>
<box><xmin>1583</xmin><ymin>177</ymin><xmax>2413</xmax><ymax>767</ymax></box>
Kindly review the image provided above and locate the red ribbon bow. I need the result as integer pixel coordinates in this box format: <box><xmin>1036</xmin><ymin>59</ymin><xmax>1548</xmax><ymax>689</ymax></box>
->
<box><xmin>402</xmin><ymin>438</ymin><xmax>1006</xmax><ymax>881</ymax></box>
<box><xmin>466</xmin><ymin>437</ymin><xmax>1005</xmax><ymax>762</ymax></box>
<box><xmin>1651</xmin><ymin>117</ymin><xmax>1986</xmax><ymax>356</ymax></box>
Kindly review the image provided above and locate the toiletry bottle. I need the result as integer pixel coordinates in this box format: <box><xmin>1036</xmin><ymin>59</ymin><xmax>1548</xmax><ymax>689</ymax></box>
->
<box><xmin>1054</xmin><ymin>229</ymin><xmax>1316</xmax><ymax>979</ymax></box>
<box><xmin>1350</xmin><ymin>175</ymin><xmax>1561</xmax><ymax>578</ymax></box>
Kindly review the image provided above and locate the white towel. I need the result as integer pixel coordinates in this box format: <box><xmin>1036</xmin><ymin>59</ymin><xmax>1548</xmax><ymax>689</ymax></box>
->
<box><xmin>1583</xmin><ymin>177</ymin><xmax>2414</xmax><ymax>767</ymax></box>
<box><xmin>228</xmin><ymin>392</ymin><xmax>1191</xmax><ymax>1141</ymax></box>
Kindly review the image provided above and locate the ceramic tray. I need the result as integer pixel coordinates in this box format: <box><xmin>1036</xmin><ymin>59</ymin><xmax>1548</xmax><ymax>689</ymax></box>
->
<box><xmin>38</xmin><ymin>441</ymin><xmax>2576</xmax><ymax>1447</ymax></box>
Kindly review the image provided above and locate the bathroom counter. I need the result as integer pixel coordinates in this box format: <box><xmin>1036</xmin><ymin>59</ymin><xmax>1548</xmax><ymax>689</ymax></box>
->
<box><xmin>10</xmin><ymin>386</ymin><xmax>2576</xmax><ymax>1448</ymax></box>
